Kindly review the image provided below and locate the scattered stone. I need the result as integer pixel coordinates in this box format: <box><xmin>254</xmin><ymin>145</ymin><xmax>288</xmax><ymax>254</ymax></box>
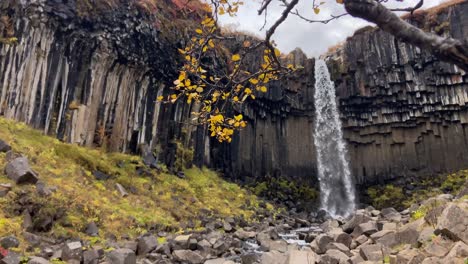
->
<box><xmin>0</xmin><ymin>236</ymin><xmax>19</xmax><ymax>249</ymax></box>
<box><xmin>5</xmin><ymin>157</ymin><xmax>39</xmax><ymax>184</ymax></box>
<box><xmin>223</xmin><ymin>221</ymin><xmax>233</xmax><ymax>233</ymax></box>
<box><xmin>319</xmin><ymin>249</ymin><xmax>349</xmax><ymax>263</ymax></box>
<box><xmin>1</xmin><ymin>252</ymin><xmax>21</xmax><ymax>264</ymax></box>
<box><xmin>359</xmin><ymin>244</ymin><xmax>384</xmax><ymax>262</ymax></box>
<box><xmin>35</xmin><ymin>182</ymin><xmax>52</xmax><ymax>197</ymax></box>
<box><xmin>240</xmin><ymin>252</ymin><xmax>260</xmax><ymax>264</ymax></box>
<box><xmin>382</xmin><ymin>222</ymin><xmax>397</xmax><ymax>231</ymax></box>
<box><xmin>93</xmin><ymin>170</ymin><xmax>111</xmax><ymax>181</ymax></box>
<box><xmin>62</xmin><ymin>241</ymin><xmax>83</xmax><ymax>262</ymax></box>
<box><xmin>396</xmin><ymin>248</ymin><xmax>425</xmax><ymax>264</ymax></box>
<box><xmin>311</xmin><ymin>234</ymin><xmax>333</xmax><ymax>254</ymax></box>
<box><xmin>234</xmin><ymin>229</ymin><xmax>256</xmax><ymax>240</ymax></box>
<box><xmin>0</xmin><ymin>183</ymin><xmax>11</xmax><ymax>197</ymax></box>
<box><xmin>83</xmin><ymin>249</ymin><xmax>99</xmax><ymax>264</ymax></box>
<box><xmin>260</xmin><ymin>250</ymin><xmax>287</xmax><ymax>264</ymax></box>
<box><xmin>396</xmin><ymin>218</ymin><xmax>424</xmax><ymax>246</ymax></box>
<box><xmin>27</xmin><ymin>257</ymin><xmax>50</xmax><ymax>264</ymax></box>
<box><xmin>352</xmin><ymin>222</ymin><xmax>378</xmax><ymax>237</ymax></box>
<box><xmin>0</xmin><ymin>140</ymin><xmax>11</xmax><ymax>152</ymax></box>
<box><xmin>381</xmin><ymin>208</ymin><xmax>401</xmax><ymax>222</ymax></box>
<box><xmin>286</xmin><ymin>250</ymin><xmax>316</xmax><ymax>264</ymax></box>
<box><xmin>107</xmin><ymin>248</ymin><xmax>136</xmax><ymax>264</ymax></box>
<box><xmin>115</xmin><ymin>183</ymin><xmax>129</xmax><ymax>197</ymax></box>
<box><xmin>137</xmin><ymin>235</ymin><xmax>158</xmax><ymax>256</ymax></box>
<box><xmin>334</xmin><ymin>232</ymin><xmax>352</xmax><ymax>248</ymax></box>
<box><xmin>172</xmin><ymin>250</ymin><xmax>204</xmax><ymax>264</ymax></box>
<box><xmin>85</xmin><ymin>222</ymin><xmax>99</xmax><ymax>237</ymax></box>
<box><xmin>342</xmin><ymin>213</ymin><xmax>371</xmax><ymax>233</ymax></box>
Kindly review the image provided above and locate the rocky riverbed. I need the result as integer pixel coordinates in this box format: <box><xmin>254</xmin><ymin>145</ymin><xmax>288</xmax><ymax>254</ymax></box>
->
<box><xmin>1</xmin><ymin>189</ymin><xmax>467</xmax><ymax>263</ymax></box>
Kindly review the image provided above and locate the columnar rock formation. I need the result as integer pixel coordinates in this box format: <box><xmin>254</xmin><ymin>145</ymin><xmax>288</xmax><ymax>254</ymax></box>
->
<box><xmin>1</xmin><ymin>0</ymin><xmax>467</xmax><ymax>186</ymax></box>
<box><xmin>327</xmin><ymin>1</ymin><xmax>468</xmax><ymax>185</ymax></box>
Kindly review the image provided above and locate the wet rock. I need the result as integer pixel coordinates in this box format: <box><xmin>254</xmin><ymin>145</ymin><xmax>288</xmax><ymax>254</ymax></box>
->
<box><xmin>93</xmin><ymin>171</ymin><xmax>111</xmax><ymax>181</ymax></box>
<box><xmin>0</xmin><ymin>236</ymin><xmax>19</xmax><ymax>249</ymax></box>
<box><xmin>5</xmin><ymin>157</ymin><xmax>39</xmax><ymax>184</ymax></box>
<box><xmin>172</xmin><ymin>250</ymin><xmax>204</xmax><ymax>264</ymax></box>
<box><xmin>107</xmin><ymin>248</ymin><xmax>136</xmax><ymax>264</ymax></box>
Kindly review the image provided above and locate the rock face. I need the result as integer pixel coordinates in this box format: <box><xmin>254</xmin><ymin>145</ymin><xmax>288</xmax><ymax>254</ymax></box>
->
<box><xmin>326</xmin><ymin>2</ymin><xmax>468</xmax><ymax>184</ymax></box>
<box><xmin>1</xmin><ymin>0</ymin><xmax>468</xmax><ymax>186</ymax></box>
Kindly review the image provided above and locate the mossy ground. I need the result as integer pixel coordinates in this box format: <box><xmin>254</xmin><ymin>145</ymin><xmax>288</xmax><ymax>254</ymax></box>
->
<box><xmin>367</xmin><ymin>171</ymin><xmax>467</xmax><ymax>210</ymax></box>
<box><xmin>0</xmin><ymin>117</ymin><xmax>265</xmax><ymax>251</ymax></box>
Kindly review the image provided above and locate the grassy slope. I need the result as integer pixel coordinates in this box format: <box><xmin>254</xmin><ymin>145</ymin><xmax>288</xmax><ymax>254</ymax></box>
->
<box><xmin>0</xmin><ymin>117</ymin><xmax>265</xmax><ymax>247</ymax></box>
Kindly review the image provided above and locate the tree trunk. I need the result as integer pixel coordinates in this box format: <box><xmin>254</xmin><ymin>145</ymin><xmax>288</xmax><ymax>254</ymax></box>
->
<box><xmin>344</xmin><ymin>0</ymin><xmax>468</xmax><ymax>72</ymax></box>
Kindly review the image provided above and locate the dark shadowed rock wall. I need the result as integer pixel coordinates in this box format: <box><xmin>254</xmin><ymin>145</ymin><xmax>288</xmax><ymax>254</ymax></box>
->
<box><xmin>326</xmin><ymin>1</ymin><xmax>468</xmax><ymax>185</ymax></box>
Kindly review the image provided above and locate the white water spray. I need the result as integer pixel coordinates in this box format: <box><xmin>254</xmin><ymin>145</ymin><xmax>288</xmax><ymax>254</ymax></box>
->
<box><xmin>313</xmin><ymin>59</ymin><xmax>356</xmax><ymax>217</ymax></box>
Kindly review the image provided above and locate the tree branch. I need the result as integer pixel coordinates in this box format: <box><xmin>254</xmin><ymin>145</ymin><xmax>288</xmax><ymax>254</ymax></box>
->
<box><xmin>345</xmin><ymin>0</ymin><xmax>468</xmax><ymax>72</ymax></box>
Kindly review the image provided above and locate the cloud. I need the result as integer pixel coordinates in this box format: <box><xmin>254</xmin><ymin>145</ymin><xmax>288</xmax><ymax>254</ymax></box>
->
<box><xmin>218</xmin><ymin>0</ymin><xmax>443</xmax><ymax>57</ymax></box>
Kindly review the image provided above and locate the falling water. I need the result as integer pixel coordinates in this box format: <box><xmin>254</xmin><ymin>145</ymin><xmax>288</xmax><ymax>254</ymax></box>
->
<box><xmin>313</xmin><ymin>59</ymin><xmax>356</xmax><ymax>217</ymax></box>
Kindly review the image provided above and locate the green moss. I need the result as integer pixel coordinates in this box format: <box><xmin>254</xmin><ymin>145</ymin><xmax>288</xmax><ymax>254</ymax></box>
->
<box><xmin>0</xmin><ymin>117</ymin><xmax>268</xmax><ymax>251</ymax></box>
<box><xmin>174</xmin><ymin>141</ymin><xmax>194</xmax><ymax>171</ymax></box>
<box><xmin>250</xmin><ymin>178</ymin><xmax>318</xmax><ymax>205</ymax></box>
<box><xmin>367</xmin><ymin>185</ymin><xmax>405</xmax><ymax>210</ymax></box>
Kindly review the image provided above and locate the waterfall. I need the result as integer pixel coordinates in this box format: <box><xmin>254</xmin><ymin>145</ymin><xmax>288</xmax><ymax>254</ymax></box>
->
<box><xmin>313</xmin><ymin>59</ymin><xmax>356</xmax><ymax>217</ymax></box>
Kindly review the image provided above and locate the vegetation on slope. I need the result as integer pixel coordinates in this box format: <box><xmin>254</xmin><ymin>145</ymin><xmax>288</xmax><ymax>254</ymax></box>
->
<box><xmin>0</xmin><ymin>117</ymin><xmax>267</xmax><ymax>250</ymax></box>
<box><xmin>367</xmin><ymin>171</ymin><xmax>467</xmax><ymax>210</ymax></box>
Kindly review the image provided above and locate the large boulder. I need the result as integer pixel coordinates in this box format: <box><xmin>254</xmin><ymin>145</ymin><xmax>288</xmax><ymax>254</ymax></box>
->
<box><xmin>172</xmin><ymin>250</ymin><xmax>204</xmax><ymax>264</ymax></box>
<box><xmin>137</xmin><ymin>235</ymin><xmax>158</xmax><ymax>256</ymax></box>
<box><xmin>260</xmin><ymin>250</ymin><xmax>288</xmax><ymax>264</ymax></box>
<box><xmin>4</xmin><ymin>157</ymin><xmax>39</xmax><ymax>184</ymax></box>
<box><xmin>319</xmin><ymin>249</ymin><xmax>349</xmax><ymax>264</ymax></box>
<box><xmin>0</xmin><ymin>140</ymin><xmax>11</xmax><ymax>152</ymax></box>
<box><xmin>107</xmin><ymin>248</ymin><xmax>136</xmax><ymax>264</ymax></box>
<box><xmin>359</xmin><ymin>244</ymin><xmax>385</xmax><ymax>262</ymax></box>
<box><xmin>436</xmin><ymin>202</ymin><xmax>468</xmax><ymax>243</ymax></box>
<box><xmin>342</xmin><ymin>214</ymin><xmax>372</xmax><ymax>233</ymax></box>
<box><xmin>286</xmin><ymin>250</ymin><xmax>316</xmax><ymax>264</ymax></box>
<box><xmin>62</xmin><ymin>241</ymin><xmax>83</xmax><ymax>262</ymax></box>
<box><xmin>311</xmin><ymin>234</ymin><xmax>334</xmax><ymax>254</ymax></box>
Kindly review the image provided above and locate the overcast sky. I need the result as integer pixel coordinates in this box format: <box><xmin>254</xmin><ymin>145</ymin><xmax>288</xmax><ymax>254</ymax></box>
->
<box><xmin>218</xmin><ymin>0</ymin><xmax>445</xmax><ymax>57</ymax></box>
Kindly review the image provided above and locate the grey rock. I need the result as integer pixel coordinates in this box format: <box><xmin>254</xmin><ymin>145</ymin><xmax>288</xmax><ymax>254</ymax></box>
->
<box><xmin>319</xmin><ymin>249</ymin><xmax>349</xmax><ymax>264</ymax></box>
<box><xmin>85</xmin><ymin>222</ymin><xmax>99</xmax><ymax>237</ymax></box>
<box><xmin>62</xmin><ymin>241</ymin><xmax>83</xmax><ymax>262</ymax></box>
<box><xmin>107</xmin><ymin>248</ymin><xmax>136</xmax><ymax>264</ymax></box>
<box><xmin>342</xmin><ymin>214</ymin><xmax>372</xmax><ymax>233</ymax></box>
<box><xmin>359</xmin><ymin>244</ymin><xmax>384</xmax><ymax>261</ymax></box>
<box><xmin>137</xmin><ymin>235</ymin><xmax>158</xmax><ymax>256</ymax></box>
<box><xmin>352</xmin><ymin>222</ymin><xmax>378</xmax><ymax>237</ymax></box>
<box><xmin>0</xmin><ymin>252</ymin><xmax>21</xmax><ymax>264</ymax></box>
<box><xmin>444</xmin><ymin>241</ymin><xmax>468</xmax><ymax>259</ymax></box>
<box><xmin>83</xmin><ymin>249</ymin><xmax>99</xmax><ymax>264</ymax></box>
<box><xmin>395</xmin><ymin>248</ymin><xmax>425</xmax><ymax>264</ymax></box>
<box><xmin>5</xmin><ymin>157</ymin><xmax>39</xmax><ymax>184</ymax></box>
<box><xmin>381</xmin><ymin>208</ymin><xmax>401</xmax><ymax>222</ymax></box>
<box><xmin>370</xmin><ymin>230</ymin><xmax>394</xmax><ymax>241</ymax></box>
<box><xmin>240</xmin><ymin>252</ymin><xmax>260</xmax><ymax>264</ymax></box>
<box><xmin>0</xmin><ymin>140</ymin><xmax>11</xmax><ymax>152</ymax></box>
<box><xmin>286</xmin><ymin>250</ymin><xmax>316</xmax><ymax>264</ymax></box>
<box><xmin>0</xmin><ymin>184</ymin><xmax>11</xmax><ymax>198</ymax></box>
<box><xmin>325</xmin><ymin>242</ymin><xmax>350</xmax><ymax>256</ymax></box>
<box><xmin>115</xmin><ymin>183</ymin><xmax>129</xmax><ymax>197</ymax></box>
<box><xmin>172</xmin><ymin>250</ymin><xmax>204</xmax><ymax>264</ymax></box>
<box><xmin>334</xmin><ymin>232</ymin><xmax>352</xmax><ymax>248</ymax></box>
<box><xmin>435</xmin><ymin>202</ymin><xmax>468</xmax><ymax>243</ymax></box>
<box><xmin>234</xmin><ymin>229</ymin><xmax>256</xmax><ymax>240</ymax></box>
<box><xmin>0</xmin><ymin>236</ymin><xmax>19</xmax><ymax>249</ymax></box>
<box><xmin>260</xmin><ymin>250</ymin><xmax>287</xmax><ymax>264</ymax></box>
<box><xmin>27</xmin><ymin>257</ymin><xmax>50</xmax><ymax>264</ymax></box>
<box><xmin>311</xmin><ymin>234</ymin><xmax>334</xmax><ymax>254</ymax></box>
<box><xmin>423</xmin><ymin>237</ymin><xmax>453</xmax><ymax>257</ymax></box>
<box><xmin>396</xmin><ymin>218</ymin><xmax>424</xmax><ymax>246</ymax></box>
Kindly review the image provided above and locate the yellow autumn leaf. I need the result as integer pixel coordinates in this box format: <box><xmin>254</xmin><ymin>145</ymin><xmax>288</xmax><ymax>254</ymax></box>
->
<box><xmin>336</xmin><ymin>0</ymin><xmax>343</xmax><ymax>3</ymax></box>
<box><xmin>259</xmin><ymin>86</ymin><xmax>268</xmax><ymax>93</ymax></box>
<box><xmin>232</xmin><ymin>54</ymin><xmax>241</xmax><ymax>62</ymax></box>
<box><xmin>314</xmin><ymin>8</ymin><xmax>320</xmax><ymax>14</ymax></box>
<box><xmin>208</xmin><ymin>39</ymin><xmax>215</xmax><ymax>48</ymax></box>
<box><xmin>196</xmin><ymin>87</ymin><xmax>204</xmax><ymax>93</ymax></box>
<box><xmin>234</xmin><ymin>114</ymin><xmax>243</xmax><ymax>121</ymax></box>
<box><xmin>195</xmin><ymin>28</ymin><xmax>203</xmax><ymax>34</ymax></box>
<box><xmin>157</xmin><ymin>96</ymin><xmax>164</xmax><ymax>102</ymax></box>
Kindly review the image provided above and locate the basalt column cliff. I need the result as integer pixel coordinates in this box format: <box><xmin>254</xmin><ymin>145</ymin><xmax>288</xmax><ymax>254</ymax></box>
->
<box><xmin>327</xmin><ymin>2</ymin><xmax>468</xmax><ymax>185</ymax></box>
